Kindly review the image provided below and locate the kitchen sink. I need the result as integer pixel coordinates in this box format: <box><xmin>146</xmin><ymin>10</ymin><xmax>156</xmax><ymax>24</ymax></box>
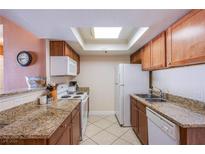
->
<box><xmin>145</xmin><ymin>98</ymin><xmax>166</xmax><ymax>102</ymax></box>
<box><xmin>135</xmin><ymin>94</ymin><xmax>160</xmax><ymax>99</ymax></box>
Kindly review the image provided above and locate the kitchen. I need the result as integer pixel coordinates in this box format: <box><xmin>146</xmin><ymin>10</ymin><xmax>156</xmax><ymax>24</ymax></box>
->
<box><xmin>0</xmin><ymin>7</ymin><xmax>205</xmax><ymax>147</ymax></box>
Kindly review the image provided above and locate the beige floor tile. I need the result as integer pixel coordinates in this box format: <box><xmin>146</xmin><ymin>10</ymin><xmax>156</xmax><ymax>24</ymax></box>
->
<box><xmin>88</xmin><ymin>115</ymin><xmax>104</xmax><ymax>123</ymax></box>
<box><xmin>82</xmin><ymin>134</ymin><xmax>89</xmax><ymax>141</ymax></box>
<box><xmin>80</xmin><ymin>139</ymin><xmax>97</xmax><ymax>145</ymax></box>
<box><xmin>91</xmin><ymin>131</ymin><xmax>118</xmax><ymax>145</ymax></box>
<box><xmin>85</xmin><ymin>124</ymin><xmax>102</xmax><ymax>137</ymax></box>
<box><xmin>120</xmin><ymin>129</ymin><xmax>141</xmax><ymax>144</ymax></box>
<box><xmin>105</xmin><ymin>123</ymin><xmax>129</xmax><ymax>137</ymax></box>
<box><xmin>112</xmin><ymin>138</ymin><xmax>131</xmax><ymax>145</ymax></box>
<box><xmin>104</xmin><ymin>115</ymin><xmax>118</xmax><ymax>123</ymax></box>
<box><xmin>93</xmin><ymin>119</ymin><xmax>114</xmax><ymax>129</ymax></box>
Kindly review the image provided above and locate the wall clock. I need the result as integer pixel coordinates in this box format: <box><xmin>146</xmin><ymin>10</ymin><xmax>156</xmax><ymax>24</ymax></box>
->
<box><xmin>17</xmin><ymin>51</ymin><xmax>32</xmax><ymax>67</ymax></box>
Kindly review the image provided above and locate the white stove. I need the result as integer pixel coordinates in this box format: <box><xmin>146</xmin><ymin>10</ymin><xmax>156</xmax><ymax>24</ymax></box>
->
<box><xmin>60</xmin><ymin>91</ymin><xmax>88</xmax><ymax>101</ymax></box>
<box><xmin>57</xmin><ymin>84</ymin><xmax>89</xmax><ymax>137</ymax></box>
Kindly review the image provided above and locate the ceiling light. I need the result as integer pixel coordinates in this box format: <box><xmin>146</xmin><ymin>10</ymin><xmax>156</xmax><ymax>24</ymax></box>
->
<box><xmin>93</xmin><ymin>27</ymin><xmax>122</xmax><ymax>39</ymax></box>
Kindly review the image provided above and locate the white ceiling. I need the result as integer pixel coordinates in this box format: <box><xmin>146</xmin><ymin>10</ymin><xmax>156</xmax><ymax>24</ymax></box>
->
<box><xmin>0</xmin><ymin>9</ymin><xmax>190</xmax><ymax>55</ymax></box>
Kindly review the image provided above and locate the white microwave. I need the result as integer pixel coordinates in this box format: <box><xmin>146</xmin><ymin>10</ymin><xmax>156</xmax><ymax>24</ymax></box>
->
<box><xmin>50</xmin><ymin>56</ymin><xmax>77</xmax><ymax>76</ymax></box>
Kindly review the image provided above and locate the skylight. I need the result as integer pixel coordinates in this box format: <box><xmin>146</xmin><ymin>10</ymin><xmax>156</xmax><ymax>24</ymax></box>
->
<box><xmin>93</xmin><ymin>27</ymin><xmax>122</xmax><ymax>39</ymax></box>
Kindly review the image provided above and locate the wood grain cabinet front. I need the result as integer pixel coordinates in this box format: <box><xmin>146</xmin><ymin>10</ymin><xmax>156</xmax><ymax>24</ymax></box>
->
<box><xmin>131</xmin><ymin>98</ymin><xmax>139</xmax><ymax>135</ymax></box>
<box><xmin>166</xmin><ymin>10</ymin><xmax>205</xmax><ymax>67</ymax></box>
<box><xmin>71</xmin><ymin>105</ymin><xmax>81</xmax><ymax>145</ymax></box>
<box><xmin>142</xmin><ymin>43</ymin><xmax>151</xmax><ymax>71</ymax></box>
<box><xmin>130</xmin><ymin>97</ymin><xmax>148</xmax><ymax>145</ymax></box>
<box><xmin>150</xmin><ymin>32</ymin><xmax>166</xmax><ymax>70</ymax></box>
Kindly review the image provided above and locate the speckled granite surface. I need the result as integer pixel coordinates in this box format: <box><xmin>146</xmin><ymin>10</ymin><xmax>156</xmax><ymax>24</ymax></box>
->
<box><xmin>131</xmin><ymin>94</ymin><xmax>205</xmax><ymax>128</ymax></box>
<box><xmin>0</xmin><ymin>99</ymin><xmax>80</xmax><ymax>140</ymax></box>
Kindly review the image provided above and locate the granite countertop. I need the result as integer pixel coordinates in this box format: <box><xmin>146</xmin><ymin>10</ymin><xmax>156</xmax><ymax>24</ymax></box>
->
<box><xmin>131</xmin><ymin>94</ymin><xmax>205</xmax><ymax>128</ymax></box>
<box><xmin>0</xmin><ymin>99</ymin><xmax>80</xmax><ymax>140</ymax></box>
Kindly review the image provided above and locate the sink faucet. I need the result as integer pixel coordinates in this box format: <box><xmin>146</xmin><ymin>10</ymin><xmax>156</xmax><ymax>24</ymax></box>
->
<box><xmin>153</xmin><ymin>86</ymin><xmax>163</xmax><ymax>99</ymax></box>
<box><xmin>148</xmin><ymin>87</ymin><xmax>153</xmax><ymax>98</ymax></box>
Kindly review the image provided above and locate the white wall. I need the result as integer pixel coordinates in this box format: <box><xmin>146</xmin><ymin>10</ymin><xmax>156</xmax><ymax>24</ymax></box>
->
<box><xmin>75</xmin><ymin>55</ymin><xmax>129</xmax><ymax>114</ymax></box>
<box><xmin>152</xmin><ymin>64</ymin><xmax>205</xmax><ymax>102</ymax></box>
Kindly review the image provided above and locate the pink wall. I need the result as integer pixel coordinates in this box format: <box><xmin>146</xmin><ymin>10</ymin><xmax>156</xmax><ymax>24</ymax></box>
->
<box><xmin>0</xmin><ymin>16</ymin><xmax>46</xmax><ymax>92</ymax></box>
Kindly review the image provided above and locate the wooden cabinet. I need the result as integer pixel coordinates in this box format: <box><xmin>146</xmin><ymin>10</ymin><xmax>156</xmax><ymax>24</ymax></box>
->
<box><xmin>142</xmin><ymin>43</ymin><xmax>151</xmax><ymax>70</ymax></box>
<box><xmin>131</xmin><ymin>98</ymin><xmax>139</xmax><ymax>134</ymax></box>
<box><xmin>130</xmin><ymin>96</ymin><xmax>148</xmax><ymax>145</ymax></box>
<box><xmin>55</xmin><ymin>116</ymin><xmax>72</xmax><ymax>145</ymax></box>
<box><xmin>138</xmin><ymin>109</ymin><xmax>148</xmax><ymax>144</ymax></box>
<box><xmin>50</xmin><ymin>41</ymin><xmax>80</xmax><ymax>74</ymax></box>
<box><xmin>150</xmin><ymin>32</ymin><xmax>166</xmax><ymax>69</ymax></box>
<box><xmin>179</xmin><ymin>127</ymin><xmax>205</xmax><ymax>145</ymax></box>
<box><xmin>142</xmin><ymin>32</ymin><xmax>166</xmax><ymax>71</ymax></box>
<box><xmin>71</xmin><ymin>105</ymin><xmax>81</xmax><ymax>145</ymax></box>
<box><xmin>167</xmin><ymin>10</ymin><xmax>205</xmax><ymax>67</ymax></box>
<box><xmin>0</xmin><ymin>45</ymin><xmax>3</xmax><ymax>55</ymax></box>
<box><xmin>130</xmin><ymin>49</ymin><xmax>142</xmax><ymax>64</ymax></box>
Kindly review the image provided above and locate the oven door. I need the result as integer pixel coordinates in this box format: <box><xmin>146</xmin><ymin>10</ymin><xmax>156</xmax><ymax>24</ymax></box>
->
<box><xmin>81</xmin><ymin>96</ymin><xmax>89</xmax><ymax>136</ymax></box>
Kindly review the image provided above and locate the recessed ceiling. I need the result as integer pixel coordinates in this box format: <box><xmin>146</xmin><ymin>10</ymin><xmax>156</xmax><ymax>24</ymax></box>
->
<box><xmin>71</xmin><ymin>26</ymin><xmax>148</xmax><ymax>51</ymax></box>
<box><xmin>0</xmin><ymin>9</ymin><xmax>190</xmax><ymax>55</ymax></box>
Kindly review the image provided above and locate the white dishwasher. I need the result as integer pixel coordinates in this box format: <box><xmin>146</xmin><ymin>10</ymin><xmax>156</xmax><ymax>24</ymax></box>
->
<box><xmin>146</xmin><ymin>107</ymin><xmax>179</xmax><ymax>145</ymax></box>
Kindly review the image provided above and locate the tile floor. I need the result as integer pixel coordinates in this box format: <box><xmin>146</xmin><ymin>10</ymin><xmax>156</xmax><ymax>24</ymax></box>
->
<box><xmin>80</xmin><ymin>115</ymin><xmax>141</xmax><ymax>145</ymax></box>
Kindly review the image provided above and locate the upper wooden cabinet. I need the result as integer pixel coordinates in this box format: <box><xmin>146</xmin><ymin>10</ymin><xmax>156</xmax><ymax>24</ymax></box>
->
<box><xmin>50</xmin><ymin>41</ymin><xmax>80</xmax><ymax>74</ymax></box>
<box><xmin>142</xmin><ymin>43</ymin><xmax>151</xmax><ymax>70</ymax></box>
<box><xmin>166</xmin><ymin>10</ymin><xmax>205</xmax><ymax>67</ymax></box>
<box><xmin>150</xmin><ymin>32</ymin><xmax>166</xmax><ymax>69</ymax></box>
<box><xmin>130</xmin><ymin>49</ymin><xmax>142</xmax><ymax>64</ymax></box>
<box><xmin>0</xmin><ymin>45</ymin><xmax>3</xmax><ymax>55</ymax></box>
<box><xmin>142</xmin><ymin>32</ymin><xmax>166</xmax><ymax>71</ymax></box>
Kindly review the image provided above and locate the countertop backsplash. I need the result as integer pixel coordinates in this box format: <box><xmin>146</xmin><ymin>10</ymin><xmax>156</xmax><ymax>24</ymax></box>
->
<box><xmin>0</xmin><ymin>89</ymin><xmax>45</xmax><ymax>112</ymax></box>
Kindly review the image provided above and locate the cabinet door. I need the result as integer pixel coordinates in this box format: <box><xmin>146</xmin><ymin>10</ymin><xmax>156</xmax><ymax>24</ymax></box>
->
<box><xmin>138</xmin><ymin>110</ymin><xmax>148</xmax><ymax>145</ymax></box>
<box><xmin>130</xmin><ymin>50</ymin><xmax>142</xmax><ymax>64</ymax></box>
<box><xmin>71</xmin><ymin>110</ymin><xmax>81</xmax><ymax>145</ymax></box>
<box><xmin>50</xmin><ymin>41</ymin><xmax>65</xmax><ymax>56</ymax></box>
<box><xmin>167</xmin><ymin>10</ymin><xmax>205</xmax><ymax>67</ymax></box>
<box><xmin>151</xmin><ymin>32</ymin><xmax>166</xmax><ymax>69</ymax></box>
<box><xmin>56</xmin><ymin>124</ymin><xmax>71</xmax><ymax>145</ymax></box>
<box><xmin>131</xmin><ymin>100</ymin><xmax>139</xmax><ymax>135</ymax></box>
<box><xmin>142</xmin><ymin>43</ymin><xmax>151</xmax><ymax>70</ymax></box>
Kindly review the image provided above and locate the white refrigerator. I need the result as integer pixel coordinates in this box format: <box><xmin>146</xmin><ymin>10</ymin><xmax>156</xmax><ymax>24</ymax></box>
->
<box><xmin>115</xmin><ymin>64</ymin><xmax>149</xmax><ymax>126</ymax></box>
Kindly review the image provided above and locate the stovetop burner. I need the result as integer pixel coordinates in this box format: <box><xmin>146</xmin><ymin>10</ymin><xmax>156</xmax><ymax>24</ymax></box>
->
<box><xmin>73</xmin><ymin>96</ymin><xmax>81</xmax><ymax>98</ymax></box>
<box><xmin>76</xmin><ymin>92</ymin><xmax>84</xmax><ymax>95</ymax></box>
<box><xmin>61</xmin><ymin>95</ymin><xmax>72</xmax><ymax>98</ymax></box>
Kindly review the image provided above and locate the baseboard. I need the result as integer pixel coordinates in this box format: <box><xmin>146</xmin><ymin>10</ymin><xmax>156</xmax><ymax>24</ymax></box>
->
<box><xmin>89</xmin><ymin>111</ymin><xmax>115</xmax><ymax>116</ymax></box>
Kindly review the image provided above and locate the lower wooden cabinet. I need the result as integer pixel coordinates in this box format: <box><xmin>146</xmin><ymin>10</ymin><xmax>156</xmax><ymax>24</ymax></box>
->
<box><xmin>131</xmin><ymin>99</ymin><xmax>139</xmax><ymax>134</ymax></box>
<box><xmin>138</xmin><ymin>109</ymin><xmax>148</xmax><ymax>144</ymax></box>
<box><xmin>56</xmin><ymin>123</ymin><xmax>72</xmax><ymax>145</ymax></box>
<box><xmin>130</xmin><ymin>97</ymin><xmax>148</xmax><ymax>145</ymax></box>
<box><xmin>71</xmin><ymin>105</ymin><xmax>81</xmax><ymax>145</ymax></box>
